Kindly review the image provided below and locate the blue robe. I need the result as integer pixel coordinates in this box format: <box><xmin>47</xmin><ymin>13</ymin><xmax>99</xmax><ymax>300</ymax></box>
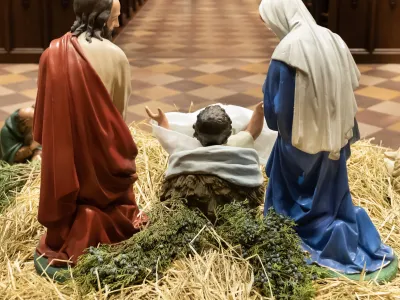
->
<box><xmin>263</xmin><ymin>60</ymin><xmax>394</xmax><ymax>274</ymax></box>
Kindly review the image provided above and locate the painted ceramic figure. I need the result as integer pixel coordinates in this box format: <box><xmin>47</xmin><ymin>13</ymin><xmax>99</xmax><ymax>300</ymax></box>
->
<box><xmin>146</xmin><ymin>102</ymin><xmax>265</xmax><ymax>151</ymax></box>
<box><xmin>385</xmin><ymin>149</ymin><xmax>400</xmax><ymax>194</ymax></box>
<box><xmin>146</xmin><ymin>104</ymin><xmax>273</xmax><ymax>220</ymax></box>
<box><xmin>146</xmin><ymin>103</ymin><xmax>278</xmax><ymax>164</ymax></box>
<box><xmin>259</xmin><ymin>0</ymin><xmax>396</xmax><ymax>277</ymax></box>
<box><xmin>33</xmin><ymin>0</ymin><xmax>147</xmax><ymax>277</ymax></box>
<box><xmin>0</xmin><ymin>105</ymin><xmax>41</xmax><ymax>164</ymax></box>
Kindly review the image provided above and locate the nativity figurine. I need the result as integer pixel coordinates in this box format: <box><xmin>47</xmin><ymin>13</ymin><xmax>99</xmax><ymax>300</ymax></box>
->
<box><xmin>146</xmin><ymin>103</ymin><xmax>277</xmax><ymax>221</ymax></box>
<box><xmin>33</xmin><ymin>0</ymin><xmax>147</xmax><ymax>280</ymax></box>
<box><xmin>259</xmin><ymin>0</ymin><xmax>397</xmax><ymax>280</ymax></box>
<box><xmin>0</xmin><ymin>105</ymin><xmax>41</xmax><ymax>164</ymax></box>
<box><xmin>385</xmin><ymin>149</ymin><xmax>400</xmax><ymax>194</ymax></box>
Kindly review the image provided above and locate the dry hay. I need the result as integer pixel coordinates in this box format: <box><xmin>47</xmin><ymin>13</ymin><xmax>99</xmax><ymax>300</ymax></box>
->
<box><xmin>0</xmin><ymin>122</ymin><xmax>399</xmax><ymax>300</ymax></box>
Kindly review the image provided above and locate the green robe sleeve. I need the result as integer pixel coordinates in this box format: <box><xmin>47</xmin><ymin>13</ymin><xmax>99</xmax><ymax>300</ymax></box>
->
<box><xmin>0</xmin><ymin>126</ymin><xmax>24</xmax><ymax>164</ymax></box>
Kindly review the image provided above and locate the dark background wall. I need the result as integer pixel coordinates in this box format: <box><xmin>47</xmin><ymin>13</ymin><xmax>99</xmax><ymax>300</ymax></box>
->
<box><xmin>306</xmin><ymin>0</ymin><xmax>400</xmax><ymax>63</ymax></box>
<box><xmin>0</xmin><ymin>0</ymin><xmax>143</xmax><ymax>63</ymax></box>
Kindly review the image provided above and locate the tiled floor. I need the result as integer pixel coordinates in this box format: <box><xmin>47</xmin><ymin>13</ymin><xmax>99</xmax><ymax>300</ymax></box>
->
<box><xmin>0</xmin><ymin>0</ymin><xmax>400</xmax><ymax>149</ymax></box>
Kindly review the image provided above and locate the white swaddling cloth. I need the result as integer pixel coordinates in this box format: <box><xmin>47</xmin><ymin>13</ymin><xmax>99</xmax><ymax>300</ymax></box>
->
<box><xmin>151</xmin><ymin>104</ymin><xmax>278</xmax><ymax>165</ymax></box>
<box><xmin>165</xmin><ymin>145</ymin><xmax>264</xmax><ymax>187</ymax></box>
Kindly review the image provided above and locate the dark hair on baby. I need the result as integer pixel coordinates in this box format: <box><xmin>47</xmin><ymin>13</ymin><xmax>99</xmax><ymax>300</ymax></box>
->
<box><xmin>193</xmin><ymin>105</ymin><xmax>233</xmax><ymax>147</ymax></box>
<box><xmin>71</xmin><ymin>0</ymin><xmax>113</xmax><ymax>42</ymax></box>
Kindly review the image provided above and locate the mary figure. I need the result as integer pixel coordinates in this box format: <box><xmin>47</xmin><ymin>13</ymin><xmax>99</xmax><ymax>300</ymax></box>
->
<box><xmin>259</xmin><ymin>0</ymin><xmax>397</xmax><ymax>279</ymax></box>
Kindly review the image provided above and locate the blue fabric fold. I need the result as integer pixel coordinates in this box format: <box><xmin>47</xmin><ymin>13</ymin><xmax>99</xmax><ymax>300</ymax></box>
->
<box><xmin>263</xmin><ymin>60</ymin><xmax>394</xmax><ymax>274</ymax></box>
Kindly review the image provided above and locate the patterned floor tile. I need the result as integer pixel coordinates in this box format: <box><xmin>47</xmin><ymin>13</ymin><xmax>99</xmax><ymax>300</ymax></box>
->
<box><xmin>3</xmin><ymin>64</ymin><xmax>38</xmax><ymax>74</ymax></box>
<box><xmin>132</xmin><ymin>86</ymin><xmax>181</xmax><ymax>101</ymax></box>
<box><xmin>370</xmin><ymin>129</ymin><xmax>400</xmax><ymax>149</ymax></box>
<box><xmin>376</xmin><ymin>80</ymin><xmax>400</xmax><ymax>92</ymax></box>
<box><xmin>0</xmin><ymin>74</ymin><xmax>30</xmax><ymax>85</ymax></box>
<box><xmin>0</xmin><ymin>86</ymin><xmax>15</xmax><ymax>96</ymax></box>
<box><xmin>190</xmin><ymin>64</ymin><xmax>232</xmax><ymax>74</ymax></box>
<box><xmin>169</xmin><ymin>69</ymin><xmax>207</xmax><ymax>79</ymax></box>
<box><xmin>0</xmin><ymin>100</ymin><xmax>35</xmax><ymax>114</ymax></box>
<box><xmin>241</xmin><ymin>74</ymin><xmax>267</xmax><ymax>85</ymax></box>
<box><xmin>358</xmin><ymin>122</ymin><xmax>382</xmax><ymax>138</ymax></box>
<box><xmin>188</xmin><ymin>86</ymin><xmax>236</xmax><ymax>101</ymax></box>
<box><xmin>128</xmin><ymin>94</ymin><xmax>152</xmax><ymax>106</ymax></box>
<box><xmin>144</xmin><ymin>63</ymin><xmax>184</xmax><ymax>73</ymax></box>
<box><xmin>356</xmin><ymin>110</ymin><xmax>400</xmax><ymax>128</ymax></box>
<box><xmin>164</xmin><ymin>80</ymin><xmax>207</xmax><ymax>92</ymax></box>
<box><xmin>377</xmin><ymin>64</ymin><xmax>400</xmax><ymax>73</ymax></box>
<box><xmin>127</xmin><ymin>100</ymin><xmax>177</xmax><ymax>118</ymax></box>
<box><xmin>131</xmin><ymin>80</ymin><xmax>155</xmax><ymax>90</ymax></box>
<box><xmin>0</xmin><ymin>110</ymin><xmax>9</xmax><ymax>121</ymax></box>
<box><xmin>217</xmin><ymin>80</ymin><xmax>260</xmax><ymax>93</ymax></box>
<box><xmin>363</xmin><ymin>69</ymin><xmax>400</xmax><ymax>79</ymax></box>
<box><xmin>20</xmin><ymin>89</ymin><xmax>38</xmax><ymax>100</ymax></box>
<box><xmin>5</xmin><ymin>80</ymin><xmax>38</xmax><ymax>91</ymax></box>
<box><xmin>388</xmin><ymin>122</ymin><xmax>400</xmax><ymax>132</ymax></box>
<box><xmin>359</xmin><ymin>75</ymin><xmax>387</xmax><ymax>86</ymax></box>
<box><xmin>368</xmin><ymin>101</ymin><xmax>400</xmax><ymax>117</ymax></box>
<box><xmin>0</xmin><ymin>93</ymin><xmax>36</xmax><ymax>106</ymax></box>
<box><xmin>216</xmin><ymin>69</ymin><xmax>256</xmax><ymax>79</ymax></box>
<box><xmin>191</xmin><ymin>74</ymin><xmax>232</xmax><ymax>85</ymax></box>
<box><xmin>239</xmin><ymin>63</ymin><xmax>270</xmax><ymax>74</ymax></box>
<box><xmin>218</xmin><ymin>93</ymin><xmax>261</xmax><ymax>107</ymax></box>
<box><xmin>0</xmin><ymin>0</ymin><xmax>400</xmax><ymax>149</ymax></box>
<box><xmin>126</xmin><ymin>111</ymin><xmax>146</xmax><ymax>124</ymax></box>
<box><xmin>243</xmin><ymin>87</ymin><xmax>263</xmax><ymax>99</ymax></box>
<box><xmin>355</xmin><ymin>86</ymin><xmax>400</xmax><ymax>101</ymax></box>
<box><xmin>143</xmin><ymin>74</ymin><xmax>182</xmax><ymax>86</ymax></box>
<box><xmin>355</xmin><ymin>95</ymin><xmax>382</xmax><ymax>108</ymax></box>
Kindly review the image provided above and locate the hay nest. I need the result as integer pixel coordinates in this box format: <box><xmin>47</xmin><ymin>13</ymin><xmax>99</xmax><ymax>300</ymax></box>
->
<box><xmin>0</xmin><ymin>122</ymin><xmax>399</xmax><ymax>299</ymax></box>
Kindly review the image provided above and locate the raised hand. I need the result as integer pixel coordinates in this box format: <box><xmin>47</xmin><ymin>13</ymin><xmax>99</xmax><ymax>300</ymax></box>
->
<box><xmin>145</xmin><ymin>106</ymin><xmax>170</xmax><ymax>129</ymax></box>
<box><xmin>254</xmin><ymin>101</ymin><xmax>264</xmax><ymax>113</ymax></box>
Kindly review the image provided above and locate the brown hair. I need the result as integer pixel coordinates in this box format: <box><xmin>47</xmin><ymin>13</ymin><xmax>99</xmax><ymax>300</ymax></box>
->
<box><xmin>71</xmin><ymin>0</ymin><xmax>113</xmax><ymax>42</ymax></box>
<box><xmin>193</xmin><ymin>105</ymin><xmax>233</xmax><ymax>147</ymax></box>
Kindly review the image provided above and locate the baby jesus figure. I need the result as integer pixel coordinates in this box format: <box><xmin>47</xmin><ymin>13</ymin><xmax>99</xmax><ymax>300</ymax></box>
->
<box><xmin>146</xmin><ymin>102</ymin><xmax>264</xmax><ymax>149</ymax></box>
<box><xmin>146</xmin><ymin>103</ymin><xmax>275</xmax><ymax>221</ymax></box>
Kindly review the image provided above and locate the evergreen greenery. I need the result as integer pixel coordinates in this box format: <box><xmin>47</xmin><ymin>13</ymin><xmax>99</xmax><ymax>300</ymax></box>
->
<box><xmin>215</xmin><ymin>202</ymin><xmax>326</xmax><ymax>299</ymax></box>
<box><xmin>71</xmin><ymin>200</ymin><xmax>326</xmax><ymax>299</ymax></box>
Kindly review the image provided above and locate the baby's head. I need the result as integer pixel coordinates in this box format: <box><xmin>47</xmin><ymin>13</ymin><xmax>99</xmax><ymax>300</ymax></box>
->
<box><xmin>193</xmin><ymin>105</ymin><xmax>232</xmax><ymax>146</ymax></box>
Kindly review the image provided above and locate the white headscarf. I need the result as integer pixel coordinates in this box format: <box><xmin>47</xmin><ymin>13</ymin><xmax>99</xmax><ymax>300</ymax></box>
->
<box><xmin>259</xmin><ymin>0</ymin><xmax>360</xmax><ymax>159</ymax></box>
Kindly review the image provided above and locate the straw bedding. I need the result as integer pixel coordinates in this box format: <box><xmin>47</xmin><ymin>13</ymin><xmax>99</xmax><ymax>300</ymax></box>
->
<box><xmin>0</xmin><ymin>123</ymin><xmax>399</xmax><ymax>300</ymax></box>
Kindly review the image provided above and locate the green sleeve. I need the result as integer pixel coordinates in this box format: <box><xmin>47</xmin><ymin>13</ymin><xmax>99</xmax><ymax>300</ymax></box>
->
<box><xmin>0</xmin><ymin>126</ymin><xmax>24</xmax><ymax>164</ymax></box>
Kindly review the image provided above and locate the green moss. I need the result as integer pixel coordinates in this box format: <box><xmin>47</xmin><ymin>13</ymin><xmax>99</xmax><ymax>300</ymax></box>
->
<box><xmin>71</xmin><ymin>200</ymin><xmax>323</xmax><ymax>299</ymax></box>
<box><xmin>71</xmin><ymin>200</ymin><xmax>212</xmax><ymax>292</ymax></box>
<box><xmin>215</xmin><ymin>203</ymin><xmax>322</xmax><ymax>299</ymax></box>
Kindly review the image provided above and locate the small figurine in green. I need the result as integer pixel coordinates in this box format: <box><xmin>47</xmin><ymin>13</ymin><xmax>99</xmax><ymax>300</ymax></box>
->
<box><xmin>0</xmin><ymin>105</ymin><xmax>42</xmax><ymax>164</ymax></box>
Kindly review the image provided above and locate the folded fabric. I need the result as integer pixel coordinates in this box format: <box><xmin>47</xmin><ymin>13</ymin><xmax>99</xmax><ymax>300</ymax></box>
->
<box><xmin>150</xmin><ymin>103</ymin><xmax>278</xmax><ymax>165</ymax></box>
<box><xmin>165</xmin><ymin>145</ymin><xmax>263</xmax><ymax>187</ymax></box>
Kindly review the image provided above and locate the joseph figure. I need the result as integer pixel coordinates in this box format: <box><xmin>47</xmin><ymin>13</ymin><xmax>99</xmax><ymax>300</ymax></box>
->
<box><xmin>33</xmin><ymin>0</ymin><xmax>147</xmax><ymax>273</ymax></box>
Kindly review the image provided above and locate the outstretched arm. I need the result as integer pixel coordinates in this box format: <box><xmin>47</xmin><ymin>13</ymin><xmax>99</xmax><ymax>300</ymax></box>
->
<box><xmin>145</xmin><ymin>106</ymin><xmax>170</xmax><ymax>129</ymax></box>
<box><xmin>245</xmin><ymin>102</ymin><xmax>264</xmax><ymax>140</ymax></box>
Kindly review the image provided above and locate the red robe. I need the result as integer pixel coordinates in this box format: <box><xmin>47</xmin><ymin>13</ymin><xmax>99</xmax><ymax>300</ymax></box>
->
<box><xmin>33</xmin><ymin>33</ymin><xmax>147</xmax><ymax>266</ymax></box>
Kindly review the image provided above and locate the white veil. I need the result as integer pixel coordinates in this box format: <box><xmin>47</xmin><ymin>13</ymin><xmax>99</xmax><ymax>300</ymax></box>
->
<box><xmin>259</xmin><ymin>0</ymin><xmax>360</xmax><ymax>159</ymax></box>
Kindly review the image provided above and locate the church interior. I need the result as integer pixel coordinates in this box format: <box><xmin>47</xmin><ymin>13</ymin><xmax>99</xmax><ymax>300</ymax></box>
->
<box><xmin>0</xmin><ymin>1</ymin><xmax>400</xmax><ymax>299</ymax></box>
